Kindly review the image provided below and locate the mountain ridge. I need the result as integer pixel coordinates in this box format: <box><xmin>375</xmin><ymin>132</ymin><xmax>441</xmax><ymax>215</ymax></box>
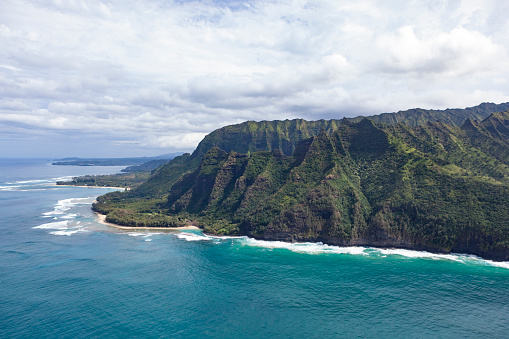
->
<box><xmin>130</xmin><ymin>102</ymin><xmax>509</xmax><ymax>198</ymax></box>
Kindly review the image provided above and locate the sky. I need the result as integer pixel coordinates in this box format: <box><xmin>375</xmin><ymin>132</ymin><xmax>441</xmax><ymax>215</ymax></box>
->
<box><xmin>1</xmin><ymin>0</ymin><xmax>509</xmax><ymax>158</ymax></box>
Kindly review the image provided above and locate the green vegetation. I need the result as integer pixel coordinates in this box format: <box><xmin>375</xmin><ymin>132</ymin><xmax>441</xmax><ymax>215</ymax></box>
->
<box><xmin>121</xmin><ymin>158</ymin><xmax>175</xmax><ymax>173</ymax></box>
<box><xmin>53</xmin><ymin>157</ymin><xmax>156</xmax><ymax>167</ymax></box>
<box><xmin>91</xmin><ymin>103</ymin><xmax>509</xmax><ymax>261</ymax></box>
<box><xmin>57</xmin><ymin>172</ymin><xmax>151</xmax><ymax>189</ymax></box>
<box><xmin>55</xmin><ymin>153</ymin><xmax>183</xmax><ymax>188</ymax></box>
<box><xmin>349</xmin><ymin>102</ymin><xmax>509</xmax><ymax>127</ymax></box>
<box><xmin>125</xmin><ymin>102</ymin><xmax>509</xmax><ymax>199</ymax></box>
<box><xmin>52</xmin><ymin>153</ymin><xmax>182</xmax><ymax>167</ymax></box>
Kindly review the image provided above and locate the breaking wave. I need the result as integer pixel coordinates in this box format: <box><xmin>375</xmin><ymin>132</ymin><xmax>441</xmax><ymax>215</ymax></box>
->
<box><xmin>31</xmin><ymin>191</ymin><xmax>509</xmax><ymax>269</ymax></box>
<box><xmin>169</xmin><ymin>232</ymin><xmax>509</xmax><ymax>270</ymax></box>
<box><xmin>34</xmin><ymin>197</ymin><xmax>99</xmax><ymax>236</ymax></box>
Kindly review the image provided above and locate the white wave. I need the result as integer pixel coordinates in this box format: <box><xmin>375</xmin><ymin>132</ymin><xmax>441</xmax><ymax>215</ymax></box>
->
<box><xmin>485</xmin><ymin>260</ymin><xmax>509</xmax><ymax>269</ymax></box>
<box><xmin>14</xmin><ymin>189</ymin><xmax>40</xmax><ymax>192</ymax></box>
<box><xmin>16</xmin><ymin>179</ymin><xmax>49</xmax><ymax>184</ymax></box>
<box><xmin>34</xmin><ymin>220</ymin><xmax>89</xmax><ymax>236</ymax></box>
<box><xmin>50</xmin><ymin>229</ymin><xmax>87</xmax><ymax>236</ymax></box>
<box><xmin>207</xmin><ymin>234</ymin><xmax>245</xmax><ymax>240</ymax></box>
<box><xmin>42</xmin><ymin>197</ymin><xmax>96</xmax><ymax>217</ymax></box>
<box><xmin>127</xmin><ymin>232</ymin><xmax>148</xmax><ymax>237</ymax></box>
<box><xmin>442</xmin><ymin>253</ymin><xmax>509</xmax><ymax>269</ymax></box>
<box><xmin>33</xmin><ymin>220</ymin><xmax>69</xmax><ymax>230</ymax></box>
<box><xmin>125</xmin><ymin>232</ymin><xmax>162</xmax><ymax>238</ymax></box>
<box><xmin>61</xmin><ymin>214</ymin><xmax>78</xmax><ymax>219</ymax></box>
<box><xmin>0</xmin><ymin>185</ymin><xmax>21</xmax><ymax>191</ymax></box>
<box><xmin>241</xmin><ymin>238</ymin><xmax>369</xmax><ymax>255</ymax></box>
<box><xmin>176</xmin><ymin>232</ymin><xmax>214</xmax><ymax>241</ymax></box>
<box><xmin>0</xmin><ymin>184</ymin><xmax>54</xmax><ymax>192</ymax></box>
<box><xmin>43</xmin><ymin>207</ymin><xmax>70</xmax><ymax>216</ymax></box>
<box><xmin>233</xmin><ymin>238</ymin><xmax>509</xmax><ymax>269</ymax></box>
<box><xmin>373</xmin><ymin>248</ymin><xmax>509</xmax><ymax>269</ymax></box>
<box><xmin>59</xmin><ymin>197</ymin><xmax>96</xmax><ymax>205</ymax></box>
<box><xmin>377</xmin><ymin>248</ymin><xmax>463</xmax><ymax>262</ymax></box>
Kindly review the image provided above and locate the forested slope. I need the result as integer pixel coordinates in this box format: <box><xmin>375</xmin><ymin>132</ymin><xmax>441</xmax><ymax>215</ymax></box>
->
<box><xmin>128</xmin><ymin>102</ymin><xmax>509</xmax><ymax>199</ymax></box>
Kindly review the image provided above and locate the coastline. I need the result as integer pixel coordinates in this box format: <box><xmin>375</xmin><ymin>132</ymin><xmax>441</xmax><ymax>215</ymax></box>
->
<box><xmin>92</xmin><ymin>206</ymin><xmax>509</xmax><ymax>265</ymax></box>
<box><xmin>84</xmin><ymin>186</ymin><xmax>509</xmax><ymax>263</ymax></box>
<box><xmin>95</xmin><ymin>212</ymin><xmax>200</xmax><ymax>231</ymax></box>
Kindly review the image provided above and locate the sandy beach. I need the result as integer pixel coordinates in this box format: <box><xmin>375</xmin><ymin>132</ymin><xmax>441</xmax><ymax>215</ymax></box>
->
<box><xmin>95</xmin><ymin>212</ymin><xmax>200</xmax><ymax>231</ymax></box>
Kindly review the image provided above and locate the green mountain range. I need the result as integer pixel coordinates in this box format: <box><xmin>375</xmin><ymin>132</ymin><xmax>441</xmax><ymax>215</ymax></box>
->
<box><xmin>93</xmin><ymin>102</ymin><xmax>509</xmax><ymax>261</ymax></box>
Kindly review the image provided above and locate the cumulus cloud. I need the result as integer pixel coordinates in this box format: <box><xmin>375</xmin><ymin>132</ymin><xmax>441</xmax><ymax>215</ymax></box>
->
<box><xmin>1</xmin><ymin>0</ymin><xmax>509</xmax><ymax>157</ymax></box>
<box><xmin>376</xmin><ymin>26</ymin><xmax>504</xmax><ymax>77</ymax></box>
<box><xmin>141</xmin><ymin>133</ymin><xmax>209</xmax><ymax>150</ymax></box>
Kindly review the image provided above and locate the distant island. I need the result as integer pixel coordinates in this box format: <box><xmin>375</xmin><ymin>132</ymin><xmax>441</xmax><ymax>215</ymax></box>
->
<box><xmin>52</xmin><ymin>153</ymin><xmax>183</xmax><ymax>171</ymax></box>
<box><xmin>55</xmin><ymin>153</ymin><xmax>183</xmax><ymax>189</ymax></box>
<box><xmin>69</xmin><ymin>102</ymin><xmax>509</xmax><ymax>261</ymax></box>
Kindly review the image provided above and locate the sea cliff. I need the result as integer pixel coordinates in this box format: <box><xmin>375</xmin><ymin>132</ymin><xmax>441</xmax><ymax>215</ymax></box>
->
<box><xmin>92</xmin><ymin>104</ymin><xmax>509</xmax><ymax>261</ymax></box>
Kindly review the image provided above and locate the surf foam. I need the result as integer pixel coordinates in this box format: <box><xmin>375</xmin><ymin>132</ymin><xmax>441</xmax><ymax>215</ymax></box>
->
<box><xmin>34</xmin><ymin>220</ymin><xmax>69</xmax><ymax>230</ymax></box>
<box><xmin>240</xmin><ymin>237</ymin><xmax>369</xmax><ymax>255</ymax></box>
<box><xmin>378</xmin><ymin>248</ymin><xmax>463</xmax><ymax>262</ymax></box>
<box><xmin>176</xmin><ymin>232</ymin><xmax>215</xmax><ymax>242</ymax></box>
<box><xmin>42</xmin><ymin>197</ymin><xmax>96</xmax><ymax>217</ymax></box>
<box><xmin>212</xmin><ymin>236</ymin><xmax>509</xmax><ymax>269</ymax></box>
<box><xmin>36</xmin><ymin>196</ymin><xmax>100</xmax><ymax>236</ymax></box>
<box><xmin>49</xmin><ymin>229</ymin><xmax>87</xmax><ymax>236</ymax></box>
<box><xmin>0</xmin><ymin>185</ymin><xmax>21</xmax><ymax>191</ymax></box>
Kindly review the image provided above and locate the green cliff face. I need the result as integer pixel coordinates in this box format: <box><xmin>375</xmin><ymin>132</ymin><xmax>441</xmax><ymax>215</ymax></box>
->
<box><xmin>129</xmin><ymin>119</ymin><xmax>343</xmax><ymax>198</ymax></box>
<box><xmin>350</xmin><ymin>102</ymin><xmax>509</xmax><ymax>126</ymax></box>
<box><xmin>93</xmin><ymin>103</ymin><xmax>509</xmax><ymax>261</ymax></box>
<box><xmin>124</xmin><ymin>102</ymin><xmax>509</xmax><ymax>199</ymax></box>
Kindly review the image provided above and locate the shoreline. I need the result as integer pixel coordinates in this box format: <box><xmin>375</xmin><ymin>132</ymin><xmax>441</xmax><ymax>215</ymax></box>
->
<box><xmin>81</xmin><ymin>186</ymin><xmax>508</xmax><ymax>263</ymax></box>
<box><xmin>94</xmin><ymin>213</ymin><xmax>509</xmax><ymax>265</ymax></box>
<box><xmin>95</xmin><ymin>212</ymin><xmax>200</xmax><ymax>231</ymax></box>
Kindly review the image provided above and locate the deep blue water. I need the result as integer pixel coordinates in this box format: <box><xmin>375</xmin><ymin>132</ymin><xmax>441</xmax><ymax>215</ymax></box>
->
<box><xmin>1</xmin><ymin>159</ymin><xmax>509</xmax><ymax>338</ymax></box>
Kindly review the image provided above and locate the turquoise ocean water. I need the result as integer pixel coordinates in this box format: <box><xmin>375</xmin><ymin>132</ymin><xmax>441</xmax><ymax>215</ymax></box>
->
<box><xmin>1</xmin><ymin>158</ymin><xmax>509</xmax><ymax>338</ymax></box>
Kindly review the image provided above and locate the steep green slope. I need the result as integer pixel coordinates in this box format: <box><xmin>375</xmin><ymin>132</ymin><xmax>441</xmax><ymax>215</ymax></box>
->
<box><xmin>191</xmin><ymin>119</ymin><xmax>343</xmax><ymax>157</ymax></box>
<box><xmin>351</xmin><ymin>102</ymin><xmax>509</xmax><ymax>126</ymax></box>
<box><xmin>126</xmin><ymin>102</ymin><xmax>509</xmax><ymax>200</ymax></box>
<box><xmin>131</xmin><ymin>119</ymin><xmax>344</xmax><ymax>198</ymax></box>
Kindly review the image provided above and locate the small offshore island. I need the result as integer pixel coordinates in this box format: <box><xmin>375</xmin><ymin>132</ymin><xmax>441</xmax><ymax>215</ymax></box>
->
<box><xmin>61</xmin><ymin>102</ymin><xmax>509</xmax><ymax>262</ymax></box>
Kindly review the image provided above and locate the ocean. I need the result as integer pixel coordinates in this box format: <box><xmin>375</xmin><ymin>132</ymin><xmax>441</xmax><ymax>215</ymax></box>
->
<box><xmin>1</xmin><ymin>158</ymin><xmax>509</xmax><ymax>338</ymax></box>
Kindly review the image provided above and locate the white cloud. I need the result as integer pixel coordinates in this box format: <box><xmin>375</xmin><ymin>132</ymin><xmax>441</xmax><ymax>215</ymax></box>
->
<box><xmin>1</xmin><ymin>0</ymin><xmax>509</xmax><ymax>157</ymax></box>
<box><xmin>142</xmin><ymin>133</ymin><xmax>209</xmax><ymax>150</ymax></box>
<box><xmin>376</xmin><ymin>26</ymin><xmax>504</xmax><ymax>77</ymax></box>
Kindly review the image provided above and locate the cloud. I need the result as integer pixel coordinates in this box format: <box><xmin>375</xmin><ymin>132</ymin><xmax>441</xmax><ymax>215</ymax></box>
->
<box><xmin>375</xmin><ymin>26</ymin><xmax>504</xmax><ymax>77</ymax></box>
<box><xmin>141</xmin><ymin>133</ymin><xmax>209</xmax><ymax>150</ymax></box>
<box><xmin>1</xmin><ymin>0</ymin><xmax>509</xmax><ymax>157</ymax></box>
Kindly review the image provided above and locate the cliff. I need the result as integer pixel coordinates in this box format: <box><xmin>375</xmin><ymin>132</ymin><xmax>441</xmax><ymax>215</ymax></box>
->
<box><xmin>127</xmin><ymin>102</ymin><xmax>509</xmax><ymax>199</ymax></box>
